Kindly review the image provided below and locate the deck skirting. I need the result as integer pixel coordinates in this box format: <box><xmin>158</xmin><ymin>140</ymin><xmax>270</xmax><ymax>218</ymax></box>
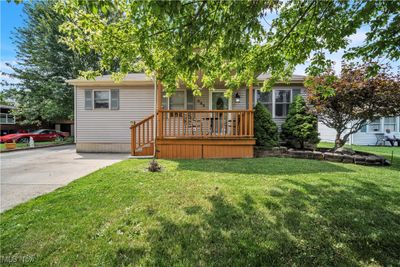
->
<box><xmin>156</xmin><ymin>138</ymin><xmax>255</xmax><ymax>159</ymax></box>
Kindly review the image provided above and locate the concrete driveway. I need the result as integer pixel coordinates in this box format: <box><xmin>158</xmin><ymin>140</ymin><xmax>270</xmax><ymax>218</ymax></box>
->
<box><xmin>0</xmin><ymin>145</ymin><xmax>128</xmax><ymax>212</ymax></box>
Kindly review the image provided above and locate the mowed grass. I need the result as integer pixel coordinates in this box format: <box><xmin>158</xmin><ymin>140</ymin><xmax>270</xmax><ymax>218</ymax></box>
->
<box><xmin>1</xmin><ymin>147</ymin><xmax>399</xmax><ymax>266</ymax></box>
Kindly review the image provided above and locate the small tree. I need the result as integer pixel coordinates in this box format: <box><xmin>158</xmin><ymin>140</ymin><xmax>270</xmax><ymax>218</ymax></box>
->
<box><xmin>281</xmin><ymin>95</ymin><xmax>319</xmax><ymax>149</ymax></box>
<box><xmin>254</xmin><ymin>102</ymin><xmax>279</xmax><ymax>147</ymax></box>
<box><xmin>306</xmin><ymin>62</ymin><xmax>400</xmax><ymax>150</ymax></box>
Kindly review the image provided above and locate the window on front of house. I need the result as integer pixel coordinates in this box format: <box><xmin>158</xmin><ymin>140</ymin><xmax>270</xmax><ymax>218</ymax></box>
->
<box><xmin>257</xmin><ymin>89</ymin><xmax>302</xmax><ymax>118</ymax></box>
<box><xmin>275</xmin><ymin>89</ymin><xmax>291</xmax><ymax>117</ymax></box>
<box><xmin>170</xmin><ymin>91</ymin><xmax>185</xmax><ymax>110</ymax></box>
<box><xmin>163</xmin><ymin>90</ymin><xmax>186</xmax><ymax>110</ymax></box>
<box><xmin>256</xmin><ymin>91</ymin><xmax>273</xmax><ymax>113</ymax></box>
<box><xmin>368</xmin><ymin>118</ymin><xmax>381</xmax><ymax>132</ymax></box>
<box><xmin>94</xmin><ymin>91</ymin><xmax>110</xmax><ymax>109</ymax></box>
<box><xmin>384</xmin><ymin>117</ymin><xmax>397</xmax><ymax>132</ymax></box>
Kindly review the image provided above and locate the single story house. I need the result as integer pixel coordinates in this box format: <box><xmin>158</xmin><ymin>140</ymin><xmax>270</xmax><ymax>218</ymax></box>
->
<box><xmin>66</xmin><ymin>73</ymin><xmax>306</xmax><ymax>158</ymax></box>
<box><xmin>67</xmin><ymin>73</ymin><xmax>397</xmax><ymax>158</ymax></box>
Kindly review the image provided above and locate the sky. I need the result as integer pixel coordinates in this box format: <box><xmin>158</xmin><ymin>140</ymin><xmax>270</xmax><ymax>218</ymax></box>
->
<box><xmin>1</xmin><ymin>1</ymin><xmax>25</xmax><ymax>87</ymax></box>
<box><xmin>0</xmin><ymin>1</ymin><xmax>397</xmax><ymax>90</ymax></box>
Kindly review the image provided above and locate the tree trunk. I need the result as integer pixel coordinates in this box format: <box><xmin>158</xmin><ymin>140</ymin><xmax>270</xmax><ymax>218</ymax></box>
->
<box><xmin>333</xmin><ymin>132</ymin><xmax>349</xmax><ymax>151</ymax></box>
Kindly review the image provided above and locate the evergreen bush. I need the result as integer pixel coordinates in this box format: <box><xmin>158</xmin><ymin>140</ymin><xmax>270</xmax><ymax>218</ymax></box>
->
<box><xmin>254</xmin><ymin>102</ymin><xmax>279</xmax><ymax>147</ymax></box>
<box><xmin>281</xmin><ymin>95</ymin><xmax>319</xmax><ymax>149</ymax></box>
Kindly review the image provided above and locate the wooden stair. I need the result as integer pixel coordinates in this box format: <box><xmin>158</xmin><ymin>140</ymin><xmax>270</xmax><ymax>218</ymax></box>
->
<box><xmin>130</xmin><ymin>114</ymin><xmax>155</xmax><ymax>157</ymax></box>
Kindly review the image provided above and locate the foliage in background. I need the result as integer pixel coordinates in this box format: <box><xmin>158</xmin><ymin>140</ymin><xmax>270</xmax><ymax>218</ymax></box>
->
<box><xmin>306</xmin><ymin>62</ymin><xmax>400</xmax><ymax>150</ymax></box>
<box><xmin>6</xmin><ymin>0</ymin><xmax>101</xmax><ymax>126</ymax></box>
<box><xmin>254</xmin><ymin>103</ymin><xmax>278</xmax><ymax>147</ymax></box>
<box><xmin>281</xmin><ymin>95</ymin><xmax>319</xmax><ymax>149</ymax></box>
<box><xmin>0</xmin><ymin>91</ymin><xmax>13</xmax><ymax>106</ymax></box>
<box><xmin>56</xmin><ymin>0</ymin><xmax>400</xmax><ymax>95</ymax></box>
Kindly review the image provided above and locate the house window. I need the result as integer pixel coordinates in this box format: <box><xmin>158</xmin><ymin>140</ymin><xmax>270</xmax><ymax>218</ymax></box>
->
<box><xmin>163</xmin><ymin>90</ymin><xmax>186</xmax><ymax>110</ymax></box>
<box><xmin>94</xmin><ymin>91</ymin><xmax>110</xmax><ymax>109</ymax></box>
<box><xmin>275</xmin><ymin>89</ymin><xmax>291</xmax><ymax>117</ymax></box>
<box><xmin>368</xmin><ymin>118</ymin><xmax>381</xmax><ymax>132</ymax></box>
<box><xmin>256</xmin><ymin>88</ymin><xmax>302</xmax><ymax>118</ymax></box>
<box><xmin>170</xmin><ymin>91</ymin><xmax>185</xmax><ymax>110</ymax></box>
<box><xmin>256</xmin><ymin>91</ymin><xmax>273</xmax><ymax>113</ymax></box>
<box><xmin>383</xmin><ymin>117</ymin><xmax>397</xmax><ymax>132</ymax></box>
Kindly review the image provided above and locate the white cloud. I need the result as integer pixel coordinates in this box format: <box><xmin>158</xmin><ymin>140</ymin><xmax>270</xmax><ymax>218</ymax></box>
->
<box><xmin>0</xmin><ymin>60</ymin><xmax>20</xmax><ymax>90</ymax></box>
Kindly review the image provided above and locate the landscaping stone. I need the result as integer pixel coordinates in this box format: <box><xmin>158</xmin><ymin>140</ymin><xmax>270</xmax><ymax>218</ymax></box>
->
<box><xmin>365</xmin><ymin>155</ymin><xmax>384</xmax><ymax>166</ymax></box>
<box><xmin>324</xmin><ymin>152</ymin><xmax>343</xmax><ymax>162</ymax></box>
<box><xmin>335</xmin><ymin>147</ymin><xmax>356</xmax><ymax>155</ymax></box>
<box><xmin>254</xmin><ymin>147</ymin><xmax>389</xmax><ymax>167</ymax></box>
<box><xmin>353</xmin><ymin>155</ymin><xmax>367</xmax><ymax>165</ymax></box>
<box><xmin>311</xmin><ymin>151</ymin><xmax>324</xmax><ymax>160</ymax></box>
<box><xmin>272</xmin><ymin>146</ymin><xmax>288</xmax><ymax>154</ymax></box>
<box><xmin>342</xmin><ymin>154</ymin><xmax>354</xmax><ymax>163</ymax></box>
<box><xmin>288</xmin><ymin>150</ymin><xmax>314</xmax><ymax>159</ymax></box>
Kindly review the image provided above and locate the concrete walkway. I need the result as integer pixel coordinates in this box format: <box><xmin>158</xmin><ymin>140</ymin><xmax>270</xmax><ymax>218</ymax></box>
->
<box><xmin>0</xmin><ymin>145</ymin><xmax>128</xmax><ymax>212</ymax></box>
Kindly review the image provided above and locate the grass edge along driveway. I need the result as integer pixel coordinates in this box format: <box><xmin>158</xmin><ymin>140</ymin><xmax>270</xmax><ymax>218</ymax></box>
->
<box><xmin>1</xmin><ymin>146</ymin><xmax>399</xmax><ymax>266</ymax></box>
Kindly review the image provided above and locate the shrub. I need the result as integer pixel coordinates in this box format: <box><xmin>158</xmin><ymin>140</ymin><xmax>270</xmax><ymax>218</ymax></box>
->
<box><xmin>254</xmin><ymin>102</ymin><xmax>279</xmax><ymax>147</ymax></box>
<box><xmin>148</xmin><ymin>159</ymin><xmax>162</xmax><ymax>172</ymax></box>
<box><xmin>281</xmin><ymin>95</ymin><xmax>319</xmax><ymax>149</ymax></box>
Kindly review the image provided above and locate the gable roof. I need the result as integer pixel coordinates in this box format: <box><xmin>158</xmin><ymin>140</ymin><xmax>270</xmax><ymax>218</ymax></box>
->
<box><xmin>66</xmin><ymin>73</ymin><xmax>306</xmax><ymax>86</ymax></box>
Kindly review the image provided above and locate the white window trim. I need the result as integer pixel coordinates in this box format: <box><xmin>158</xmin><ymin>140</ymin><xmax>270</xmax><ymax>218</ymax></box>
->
<box><xmin>209</xmin><ymin>89</ymin><xmax>232</xmax><ymax>110</ymax></box>
<box><xmin>164</xmin><ymin>89</ymin><xmax>187</xmax><ymax>110</ymax></box>
<box><xmin>364</xmin><ymin>116</ymin><xmax>400</xmax><ymax>133</ymax></box>
<box><xmin>255</xmin><ymin>87</ymin><xmax>303</xmax><ymax>118</ymax></box>
<box><xmin>93</xmin><ymin>89</ymin><xmax>111</xmax><ymax>110</ymax></box>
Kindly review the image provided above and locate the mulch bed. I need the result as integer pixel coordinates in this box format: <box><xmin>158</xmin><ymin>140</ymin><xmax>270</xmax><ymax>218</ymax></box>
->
<box><xmin>254</xmin><ymin>146</ymin><xmax>390</xmax><ymax>166</ymax></box>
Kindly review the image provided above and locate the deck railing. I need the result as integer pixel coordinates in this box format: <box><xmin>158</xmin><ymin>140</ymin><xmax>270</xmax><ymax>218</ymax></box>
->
<box><xmin>158</xmin><ymin>110</ymin><xmax>254</xmax><ymax>138</ymax></box>
<box><xmin>130</xmin><ymin>114</ymin><xmax>154</xmax><ymax>156</ymax></box>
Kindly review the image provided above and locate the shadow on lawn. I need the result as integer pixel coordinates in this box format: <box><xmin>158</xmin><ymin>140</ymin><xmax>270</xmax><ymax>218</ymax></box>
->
<box><xmin>174</xmin><ymin>157</ymin><xmax>353</xmax><ymax>175</ymax></box>
<box><xmin>114</xmin><ymin>179</ymin><xmax>400</xmax><ymax>266</ymax></box>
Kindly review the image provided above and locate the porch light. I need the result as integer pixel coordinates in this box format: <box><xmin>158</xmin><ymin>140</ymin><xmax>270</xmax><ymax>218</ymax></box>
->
<box><xmin>235</xmin><ymin>92</ymin><xmax>240</xmax><ymax>103</ymax></box>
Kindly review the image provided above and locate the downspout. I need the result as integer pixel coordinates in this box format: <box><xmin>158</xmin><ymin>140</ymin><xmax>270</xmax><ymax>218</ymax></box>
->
<box><xmin>153</xmin><ymin>75</ymin><xmax>157</xmax><ymax>157</ymax></box>
<box><xmin>74</xmin><ymin>85</ymin><xmax>77</xmax><ymax>144</ymax></box>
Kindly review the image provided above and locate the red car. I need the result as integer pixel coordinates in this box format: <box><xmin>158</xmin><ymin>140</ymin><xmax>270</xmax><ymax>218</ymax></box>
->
<box><xmin>0</xmin><ymin>129</ymin><xmax>67</xmax><ymax>143</ymax></box>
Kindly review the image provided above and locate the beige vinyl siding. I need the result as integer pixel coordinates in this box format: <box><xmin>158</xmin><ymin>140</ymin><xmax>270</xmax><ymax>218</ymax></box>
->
<box><xmin>76</xmin><ymin>86</ymin><xmax>154</xmax><ymax>144</ymax></box>
<box><xmin>194</xmin><ymin>88</ymin><xmax>210</xmax><ymax>110</ymax></box>
<box><xmin>232</xmin><ymin>87</ymin><xmax>247</xmax><ymax>110</ymax></box>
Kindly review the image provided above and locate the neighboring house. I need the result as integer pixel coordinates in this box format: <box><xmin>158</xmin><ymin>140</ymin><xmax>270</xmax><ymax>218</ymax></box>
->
<box><xmin>0</xmin><ymin>105</ymin><xmax>17</xmax><ymax>136</ymax></box>
<box><xmin>53</xmin><ymin>120</ymin><xmax>74</xmax><ymax>137</ymax></box>
<box><xmin>318</xmin><ymin>117</ymin><xmax>400</xmax><ymax>146</ymax></box>
<box><xmin>66</xmin><ymin>73</ymin><xmax>306</xmax><ymax>158</ymax></box>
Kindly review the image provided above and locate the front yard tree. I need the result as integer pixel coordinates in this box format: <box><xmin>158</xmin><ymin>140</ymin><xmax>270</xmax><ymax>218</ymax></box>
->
<box><xmin>56</xmin><ymin>0</ymin><xmax>400</xmax><ymax>95</ymax></box>
<box><xmin>7</xmin><ymin>0</ymin><xmax>100</xmax><ymax>126</ymax></box>
<box><xmin>281</xmin><ymin>95</ymin><xmax>319</xmax><ymax>149</ymax></box>
<box><xmin>306</xmin><ymin>62</ymin><xmax>400</xmax><ymax>150</ymax></box>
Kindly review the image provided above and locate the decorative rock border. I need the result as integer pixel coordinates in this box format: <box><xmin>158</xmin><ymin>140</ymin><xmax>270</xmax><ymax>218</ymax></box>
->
<box><xmin>254</xmin><ymin>147</ymin><xmax>390</xmax><ymax>166</ymax></box>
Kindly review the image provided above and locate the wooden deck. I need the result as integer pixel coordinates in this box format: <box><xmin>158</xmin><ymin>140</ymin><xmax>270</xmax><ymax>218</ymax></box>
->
<box><xmin>131</xmin><ymin>110</ymin><xmax>255</xmax><ymax>159</ymax></box>
<box><xmin>131</xmin><ymin>80</ymin><xmax>255</xmax><ymax>159</ymax></box>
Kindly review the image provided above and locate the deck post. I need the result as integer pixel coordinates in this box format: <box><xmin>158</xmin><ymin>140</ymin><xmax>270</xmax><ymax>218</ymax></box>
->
<box><xmin>248</xmin><ymin>83</ymin><xmax>254</xmax><ymax>136</ymax></box>
<box><xmin>248</xmin><ymin>83</ymin><xmax>253</xmax><ymax>111</ymax></box>
<box><xmin>157</xmin><ymin>80</ymin><xmax>163</xmax><ymax>138</ymax></box>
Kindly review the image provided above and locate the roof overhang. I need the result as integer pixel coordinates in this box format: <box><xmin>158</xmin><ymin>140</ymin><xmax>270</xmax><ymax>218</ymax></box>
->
<box><xmin>66</xmin><ymin>73</ymin><xmax>306</xmax><ymax>87</ymax></box>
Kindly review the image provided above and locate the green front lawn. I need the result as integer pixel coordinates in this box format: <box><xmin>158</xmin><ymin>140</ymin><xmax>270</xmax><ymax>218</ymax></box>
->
<box><xmin>1</xmin><ymin>147</ymin><xmax>399</xmax><ymax>266</ymax></box>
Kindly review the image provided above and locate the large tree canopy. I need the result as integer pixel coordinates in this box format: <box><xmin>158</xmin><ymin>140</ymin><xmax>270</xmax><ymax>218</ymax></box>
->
<box><xmin>6</xmin><ymin>0</ymin><xmax>100</xmax><ymax>126</ymax></box>
<box><xmin>57</xmin><ymin>0</ymin><xmax>399</xmax><ymax>95</ymax></box>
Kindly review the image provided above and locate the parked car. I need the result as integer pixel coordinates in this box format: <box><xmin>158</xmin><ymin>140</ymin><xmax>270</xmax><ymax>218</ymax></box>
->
<box><xmin>0</xmin><ymin>129</ymin><xmax>67</xmax><ymax>143</ymax></box>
